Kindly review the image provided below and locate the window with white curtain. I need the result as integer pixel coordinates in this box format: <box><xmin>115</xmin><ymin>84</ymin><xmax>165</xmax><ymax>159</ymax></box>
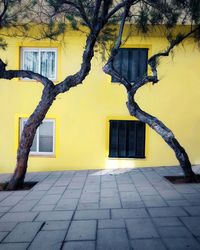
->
<box><xmin>20</xmin><ymin>118</ymin><xmax>55</xmax><ymax>155</ymax></box>
<box><xmin>21</xmin><ymin>48</ymin><xmax>57</xmax><ymax>80</ymax></box>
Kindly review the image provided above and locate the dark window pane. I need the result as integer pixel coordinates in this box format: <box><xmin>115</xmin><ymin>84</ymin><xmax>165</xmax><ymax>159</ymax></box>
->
<box><xmin>138</xmin><ymin>49</ymin><xmax>148</xmax><ymax>80</ymax></box>
<box><xmin>118</xmin><ymin>121</ymin><xmax>127</xmax><ymax>157</ymax></box>
<box><xmin>109</xmin><ymin>120</ymin><xmax>145</xmax><ymax>158</ymax></box>
<box><xmin>129</xmin><ymin>49</ymin><xmax>139</xmax><ymax>82</ymax></box>
<box><xmin>121</xmin><ymin>49</ymin><xmax>129</xmax><ymax>81</ymax></box>
<box><xmin>112</xmin><ymin>48</ymin><xmax>148</xmax><ymax>83</ymax></box>
<box><xmin>136</xmin><ymin>122</ymin><xmax>145</xmax><ymax>157</ymax></box>
<box><xmin>112</xmin><ymin>50</ymin><xmax>122</xmax><ymax>82</ymax></box>
<box><xmin>109</xmin><ymin>121</ymin><xmax>119</xmax><ymax>157</ymax></box>
<box><xmin>127</xmin><ymin>121</ymin><xmax>136</xmax><ymax>157</ymax></box>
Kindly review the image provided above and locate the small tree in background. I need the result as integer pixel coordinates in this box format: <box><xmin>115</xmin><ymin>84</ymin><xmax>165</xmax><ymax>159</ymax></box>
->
<box><xmin>103</xmin><ymin>0</ymin><xmax>200</xmax><ymax>180</ymax></box>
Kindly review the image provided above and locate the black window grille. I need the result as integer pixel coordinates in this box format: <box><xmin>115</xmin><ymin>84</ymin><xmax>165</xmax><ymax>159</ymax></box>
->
<box><xmin>112</xmin><ymin>48</ymin><xmax>148</xmax><ymax>83</ymax></box>
<box><xmin>109</xmin><ymin>120</ymin><xmax>145</xmax><ymax>158</ymax></box>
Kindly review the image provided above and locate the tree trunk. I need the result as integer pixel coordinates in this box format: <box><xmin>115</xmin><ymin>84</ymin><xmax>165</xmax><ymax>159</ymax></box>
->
<box><xmin>127</xmin><ymin>94</ymin><xmax>196</xmax><ymax>179</ymax></box>
<box><xmin>6</xmin><ymin>87</ymin><xmax>56</xmax><ymax>190</ymax></box>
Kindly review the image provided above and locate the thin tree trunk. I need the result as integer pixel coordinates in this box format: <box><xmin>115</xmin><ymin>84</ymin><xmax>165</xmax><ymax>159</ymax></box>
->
<box><xmin>6</xmin><ymin>87</ymin><xmax>56</xmax><ymax>190</ymax></box>
<box><xmin>127</xmin><ymin>93</ymin><xmax>196</xmax><ymax>179</ymax></box>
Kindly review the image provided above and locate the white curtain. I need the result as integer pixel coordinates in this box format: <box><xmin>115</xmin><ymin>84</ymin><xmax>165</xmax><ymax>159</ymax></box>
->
<box><xmin>40</xmin><ymin>52</ymin><xmax>56</xmax><ymax>79</ymax></box>
<box><xmin>24</xmin><ymin>51</ymin><xmax>39</xmax><ymax>73</ymax></box>
<box><xmin>39</xmin><ymin>121</ymin><xmax>53</xmax><ymax>152</ymax></box>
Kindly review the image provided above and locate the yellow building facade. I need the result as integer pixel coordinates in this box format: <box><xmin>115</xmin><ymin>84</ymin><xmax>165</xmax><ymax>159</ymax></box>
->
<box><xmin>0</xmin><ymin>28</ymin><xmax>200</xmax><ymax>174</ymax></box>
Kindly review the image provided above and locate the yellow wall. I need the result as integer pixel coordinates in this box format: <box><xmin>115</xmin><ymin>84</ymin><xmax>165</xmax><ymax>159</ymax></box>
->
<box><xmin>0</xmin><ymin>30</ymin><xmax>200</xmax><ymax>173</ymax></box>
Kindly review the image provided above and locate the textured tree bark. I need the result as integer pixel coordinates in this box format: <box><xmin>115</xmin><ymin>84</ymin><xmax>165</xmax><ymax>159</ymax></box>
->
<box><xmin>6</xmin><ymin>86</ymin><xmax>56</xmax><ymax>190</ymax></box>
<box><xmin>127</xmin><ymin>94</ymin><xmax>196</xmax><ymax>179</ymax></box>
<box><xmin>0</xmin><ymin>0</ymin><xmax>127</xmax><ymax>190</ymax></box>
<box><xmin>4</xmin><ymin>26</ymin><xmax>103</xmax><ymax>191</ymax></box>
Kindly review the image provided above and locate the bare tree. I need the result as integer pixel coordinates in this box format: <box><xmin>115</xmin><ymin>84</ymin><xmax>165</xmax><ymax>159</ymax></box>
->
<box><xmin>103</xmin><ymin>0</ymin><xmax>200</xmax><ymax>180</ymax></box>
<box><xmin>0</xmin><ymin>0</ymin><xmax>136</xmax><ymax>190</ymax></box>
<box><xmin>1</xmin><ymin>0</ymin><xmax>199</xmax><ymax>190</ymax></box>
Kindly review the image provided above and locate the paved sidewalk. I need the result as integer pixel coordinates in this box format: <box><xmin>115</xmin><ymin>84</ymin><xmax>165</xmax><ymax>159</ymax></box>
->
<box><xmin>0</xmin><ymin>166</ymin><xmax>200</xmax><ymax>250</ymax></box>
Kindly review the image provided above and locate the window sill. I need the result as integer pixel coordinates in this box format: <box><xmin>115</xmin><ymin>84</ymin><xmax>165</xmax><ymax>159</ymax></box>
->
<box><xmin>17</xmin><ymin>79</ymin><xmax>59</xmax><ymax>84</ymax></box>
<box><xmin>108</xmin><ymin>156</ymin><xmax>146</xmax><ymax>160</ymax></box>
<box><xmin>29</xmin><ymin>154</ymin><xmax>56</xmax><ymax>158</ymax></box>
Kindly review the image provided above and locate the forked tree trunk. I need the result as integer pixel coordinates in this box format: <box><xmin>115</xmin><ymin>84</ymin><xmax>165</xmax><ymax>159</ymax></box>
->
<box><xmin>6</xmin><ymin>87</ymin><xmax>56</xmax><ymax>190</ymax></box>
<box><xmin>127</xmin><ymin>94</ymin><xmax>196</xmax><ymax>179</ymax></box>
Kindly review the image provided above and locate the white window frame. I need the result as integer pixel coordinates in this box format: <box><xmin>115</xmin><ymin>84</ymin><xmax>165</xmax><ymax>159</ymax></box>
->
<box><xmin>20</xmin><ymin>47</ymin><xmax>58</xmax><ymax>81</ymax></box>
<box><xmin>20</xmin><ymin>118</ymin><xmax>56</xmax><ymax>156</ymax></box>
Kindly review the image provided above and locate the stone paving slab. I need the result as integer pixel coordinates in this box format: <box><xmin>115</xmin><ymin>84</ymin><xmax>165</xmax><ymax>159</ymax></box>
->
<box><xmin>66</xmin><ymin>220</ymin><xmax>96</xmax><ymax>241</ymax></box>
<box><xmin>152</xmin><ymin>217</ymin><xmax>183</xmax><ymax>227</ymax></box>
<box><xmin>97</xmin><ymin>228</ymin><xmax>130</xmax><ymax>250</ymax></box>
<box><xmin>0</xmin><ymin>243</ymin><xmax>29</xmax><ymax>250</ymax></box>
<box><xmin>0</xmin><ymin>196</ymin><xmax>23</xmax><ymax>206</ymax></box>
<box><xmin>0</xmin><ymin>167</ymin><xmax>200</xmax><ymax>250</ymax></box>
<box><xmin>98</xmin><ymin>219</ymin><xmax>125</xmax><ymax>229</ymax></box>
<box><xmin>74</xmin><ymin>209</ymin><xmax>110</xmax><ymax>220</ymax></box>
<box><xmin>166</xmin><ymin>199</ymin><xmax>191</xmax><ymax>206</ymax></box>
<box><xmin>23</xmin><ymin>191</ymin><xmax>46</xmax><ymax>200</ymax></box>
<box><xmin>148</xmin><ymin>207</ymin><xmax>188</xmax><ymax>217</ymax></box>
<box><xmin>62</xmin><ymin>241</ymin><xmax>95</xmax><ymax>250</ymax></box>
<box><xmin>180</xmin><ymin>216</ymin><xmax>200</xmax><ymax>236</ymax></box>
<box><xmin>0</xmin><ymin>222</ymin><xmax>17</xmax><ymax>232</ymax></box>
<box><xmin>0</xmin><ymin>206</ymin><xmax>11</xmax><ymax>213</ymax></box>
<box><xmin>183</xmin><ymin>206</ymin><xmax>200</xmax><ymax>215</ymax></box>
<box><xmin>163</xmin><ymin>237</ymin><xmax>200</xmax><ymax>250</ymax></box>
<box><xmin>131</xmin><ymin>239</ymin><xmax>166</xmax><ymax>250</ymax></box>
<box><xmin>100</xmin><ymin>189</ymin><xmax>119</xmax><ymax>197</ymax></box>
<box><xmin>3</xmin><ymin>222</ymin><xmax>43</xmax><ymax>242</ymax></box>
<box><xmin>10</xmin><ymin>200</ymin><xmax>38</xmax><ymax>212</ymax></box>
<box><xmin>32</xmin><ymin>204</ymin><xmax>55</xmax><ymax>211</ymax></box>
<box><xmin>42</xmin><ymin>221</ymin><xmax>70</xmax><ymax>231</ymax></box>
<box><xmin>0</xmin><ymin>232</ymin><xmax>8</xmax><ymax>241</ymax></box>
<box><xmin>55</xmin><ymin>198</ymin><xmax>78</xmax><ymax>210</ymax></box>
<box><xmin>157</xmin><ymin>226</ymin><xmax>193</xmax><ymax>238</ymax></box>
<box><xmin>0</xmin><ymin>212</ymin><xmax>38</xmax><ymax>223</ymax></box>
<box><xmin>111</xmin><ymin>208</ymin><xmax>148</xmax><ymax>219</ymax></box>
<box><xmin>28</xmin><ymin>230</ymin><xmax>66</xmax><ymax>250</ymax></box>
<box><xmin>142</xmin><ymin>195</ymin><xmax>167</xmax><ymax>207</ymax></box>
<box><xmin>77</xmin><ymin>202</ymin><xmax>99</xmax><ymax>210</ymax></box>
<box><xmin>99</xmin><ymin>197</ymin><xmax>121</xmax><ymax>208</ymax></box>
<box><xmin>35</xmin><ymin>211</ymin><xmax>74</xmax><ymax>221</ymax></box>
<box><xmin>126</xmin><ymin>218</ymin><xmax>159</xmax><ymax>239</ymax></box>
<box><xmin>0</xmin><ymin>193</ymin><xmax>11</xmax><ymax>202</ymax></box>
<box><xmin>47</xmin><ymin>186</ymin><xmax>66</xmax><ymax>195</ymax></box>
<box><xmin>38</xmin><ymin>194</ymin><xmax>62</xmax><ymax>205</ymax></box>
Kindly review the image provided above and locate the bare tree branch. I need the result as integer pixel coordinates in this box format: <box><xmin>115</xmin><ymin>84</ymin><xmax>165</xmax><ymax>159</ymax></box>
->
<box><xmin>105</xmin><ymin>2</ymin><xmax>125</xmax><ymax>21</ymax></box>
<box><xmin>92</xmin><ymin>0</ymin><xmax>102</xmax><ymax>26</ymax></box>
<box><xmin>103</xmin><ymin>0</ymin><xmax>138</xmax><ymax>91</ymax></box>
<box><xmin>0</xmin><ymin>59</ymin><xmax>54</xmax><ymax>87</ymax></box>
<box><xmin>0</xmin><ymin>0</ymin><xmax>8</xmax><ymax>25</ymax></box>
<box><xmin>54</xmin><ymin>27</ymin><xmax>100</xmax><ymax>94</ymax></box>
<box><xmin>148</xmin><ymin>26</ymin><xmax>200</xmax><ymax>81</ymax></box>
<box><xmin>77</xmin><ymin>0</ymin><xmax>92</xmax><ymax>29</ymax></box>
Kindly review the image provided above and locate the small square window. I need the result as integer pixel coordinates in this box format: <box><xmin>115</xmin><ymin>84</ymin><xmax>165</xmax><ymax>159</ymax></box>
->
<box><xmin>21</xmin><ymin>48</ymin><xmax>57</xmax><ymax>80</ymax></box>
<box><xmin>20</xmin><ymin>118</ymin><xmax>55</xmax><ymax>155</ymax></box>
<box><xmin>112</xmin><ymin>48</ymin><xmax>148</xmax><ymax>83</ymax></box>
<box><xmin>109</xmin><ymin>120</ymin><xmax>145</xmax><ymax>158</ymax></box>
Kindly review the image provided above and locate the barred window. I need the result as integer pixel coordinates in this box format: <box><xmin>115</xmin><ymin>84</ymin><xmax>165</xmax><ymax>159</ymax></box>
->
<box><xmin>109</xmin><ymin>120</ymin><xmax>145</xmax><ymax>158</ymax></box>
<box><xmin>112</xmin><ymin>48</ymin><xmax>148</xmax><ymax>83</ymax></box>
